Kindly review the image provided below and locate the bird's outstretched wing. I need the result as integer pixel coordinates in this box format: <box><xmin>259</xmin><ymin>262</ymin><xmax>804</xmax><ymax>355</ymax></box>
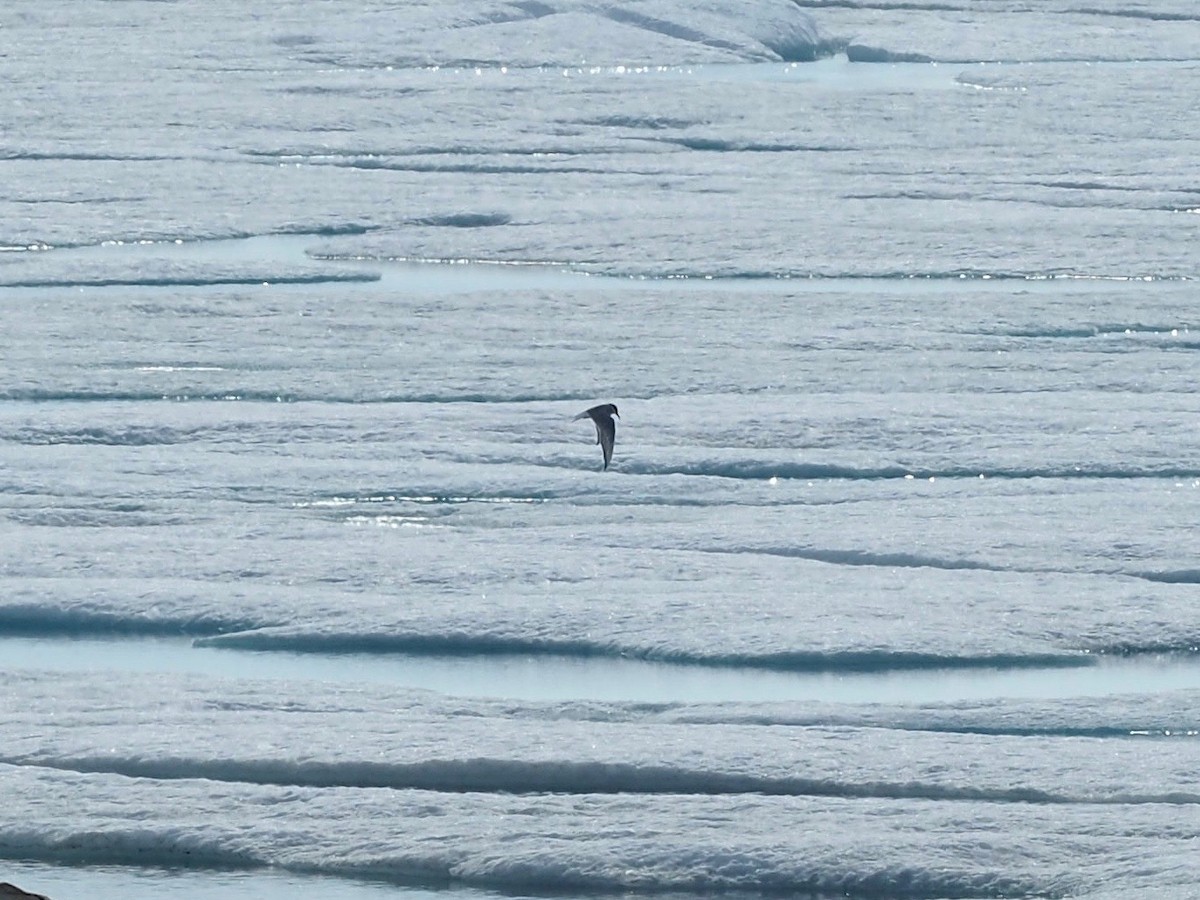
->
<box><xmin>596</xmin><ymin>416</ymin><xmax>615</xmax><ymax>470</ymax></box>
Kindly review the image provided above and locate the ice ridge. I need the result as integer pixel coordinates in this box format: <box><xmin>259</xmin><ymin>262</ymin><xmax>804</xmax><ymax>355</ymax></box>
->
<box><xmin>0</xmin><ymin>814</ymin><xmax>1050</xmax><ymax>900</ymax></box>
<box><xmin>0</xmin><ymin>826</ymin><xmax>264</xmax><ymax>872</ymax></box>
<box><xmin>193</xmin><ymin>628</ymin><xmax>1093</xmax><ymax>673</ymax></box>
<box><xmin>9</xmin><ymin>754</ymin><xmax>1194</xmax><ymax>806</ymax></box>
<box><xmin>0</xmin><ymin>271</ymin><xmax>378</xmax><ymax>289</ymax></box>
<box><xmin>0</xmin><ymin>605</ymin><xmax>259</xmax><ymax>639</ymax></box>
<box><xmin>616</xmin><ymin>459</ymin><xmax>1200</xmax><ymax>481</ymax></box>
<box><xmin>0</xmin><ymin>388</ymin><xmax>605</xmax><ymax>404</ymax></box>
<box><xmin>1074</xmin><ymin>7</ymin><xmax>1200</xmax><ymax>22</ymax></box>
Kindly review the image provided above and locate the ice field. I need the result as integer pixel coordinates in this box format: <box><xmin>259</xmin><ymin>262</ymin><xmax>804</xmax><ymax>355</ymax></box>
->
<box><xmin>3</xmin><ymin>1</ymin><xmax>1200</xmax><ymax>898</ymax></box>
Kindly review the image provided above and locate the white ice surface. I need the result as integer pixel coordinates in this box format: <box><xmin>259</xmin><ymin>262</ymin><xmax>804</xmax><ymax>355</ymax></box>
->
<box><xmin>2</xmin><ymin>670</ymin><xmax>1200</xmax><ymax>896</ymax></box>
<box><xmin>4</xmin><ymin>2</ymin><xmax>1200</xmax><ymax>898</ymax></box>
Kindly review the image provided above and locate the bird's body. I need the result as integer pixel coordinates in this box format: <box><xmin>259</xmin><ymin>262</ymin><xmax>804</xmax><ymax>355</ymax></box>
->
<box><xmin>573</xmin><ymin>403</ymin><xmax>619</xmax><ymax>470</ymax></box>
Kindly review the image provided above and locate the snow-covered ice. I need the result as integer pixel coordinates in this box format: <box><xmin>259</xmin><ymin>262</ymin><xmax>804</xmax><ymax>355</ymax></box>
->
<box><xmin>3</xmin><ymin>1</ymin><xmax>1200</xmax><ymax>898</ymax></box>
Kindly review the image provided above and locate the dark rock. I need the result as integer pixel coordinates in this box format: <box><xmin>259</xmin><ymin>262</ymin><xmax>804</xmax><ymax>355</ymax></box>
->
<box><xmin>0</xmin><ymin>883</ymin><xmax>52</xmax><ymax>900</ymax></box>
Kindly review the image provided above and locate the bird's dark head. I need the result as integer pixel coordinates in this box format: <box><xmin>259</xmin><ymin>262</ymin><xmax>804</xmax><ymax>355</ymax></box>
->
<box><xmin>611</xmin><ymin>405</ymin><xmax>619</xmax><ymax>418</ymax></box>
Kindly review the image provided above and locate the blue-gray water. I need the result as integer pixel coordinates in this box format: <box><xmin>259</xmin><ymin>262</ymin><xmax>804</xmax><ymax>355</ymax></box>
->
<box><xmin>6</xmin><ymin>635</ymin><xmax>1200</xmax><ymax>705</ymax></box>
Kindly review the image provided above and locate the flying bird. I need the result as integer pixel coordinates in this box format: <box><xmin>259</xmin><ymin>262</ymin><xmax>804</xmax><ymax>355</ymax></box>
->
<box><xmin>574</xmin><ymin>403</ymin><xmax>619</xmax><ymax>470</ymax></box>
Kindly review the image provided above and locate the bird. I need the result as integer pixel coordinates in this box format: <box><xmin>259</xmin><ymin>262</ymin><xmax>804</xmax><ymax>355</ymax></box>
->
<box><xmin>573</xmin><ymin>403</ymin><xmax>619</xmax><ymax>470</ymax></box>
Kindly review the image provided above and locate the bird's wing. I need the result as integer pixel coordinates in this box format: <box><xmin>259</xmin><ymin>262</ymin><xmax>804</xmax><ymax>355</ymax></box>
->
<box><xmin>597</xmin><ymin>416</ymin><xmax>615</xmax><ymax>469</ymax></box>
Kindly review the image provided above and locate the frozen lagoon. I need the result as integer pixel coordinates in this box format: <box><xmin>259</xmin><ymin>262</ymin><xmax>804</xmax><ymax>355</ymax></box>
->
<box><xmin>6</xmin><ymin>0</ymin><xmax>1200</xmax><ymax>897</ymax></box>
<box><xmin>6</xmin><ymin>233</ymin><xmax>1200</xmax><ymax>898</ymax></box>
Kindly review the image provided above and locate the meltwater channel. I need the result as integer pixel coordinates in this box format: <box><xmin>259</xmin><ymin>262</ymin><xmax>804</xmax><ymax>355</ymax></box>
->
<box><xmin>5</xmin><ymin>634</ymin><xmax>1200</xmax><ymax>705</ymax></box>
